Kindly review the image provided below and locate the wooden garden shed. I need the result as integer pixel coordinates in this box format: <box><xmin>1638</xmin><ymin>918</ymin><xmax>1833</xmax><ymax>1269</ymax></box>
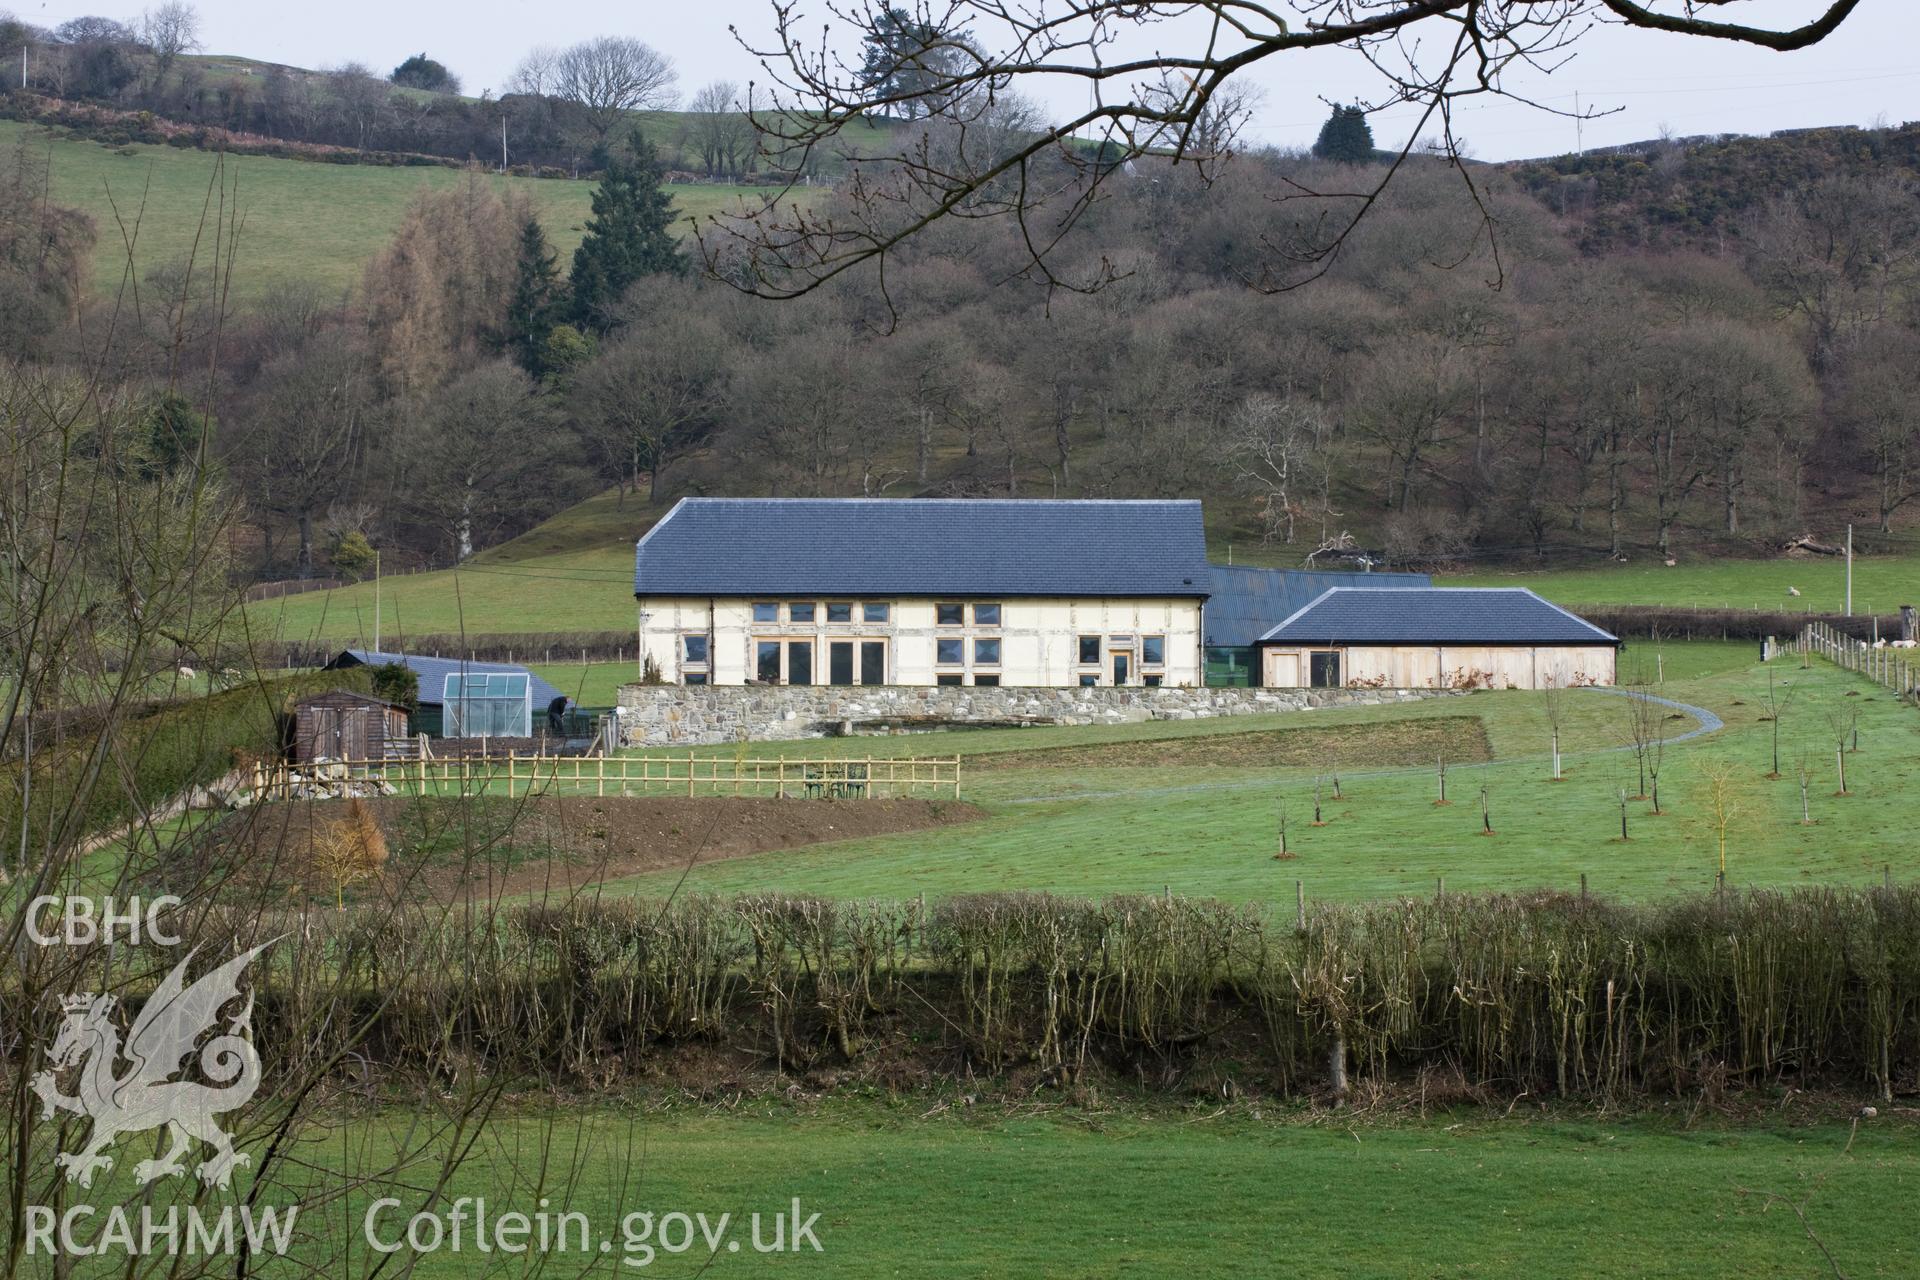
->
<box><xmin>289</xmin><ymin>690</ymin><xmax>409</xmax><ymax>763</ymax></box>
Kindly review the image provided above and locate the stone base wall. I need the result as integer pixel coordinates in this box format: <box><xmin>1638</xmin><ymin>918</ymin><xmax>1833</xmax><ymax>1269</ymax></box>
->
<box><xmin>613</xmin><ymin>683</ymin><xmax>1461</xmax><ymax>747</ymax></box>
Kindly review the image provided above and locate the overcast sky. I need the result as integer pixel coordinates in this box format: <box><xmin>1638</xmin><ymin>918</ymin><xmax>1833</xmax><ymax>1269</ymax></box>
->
<box><xmin>18</xmin><ymin>0</ymin><xmax>1916</xmax><ymax>160</ymax></box>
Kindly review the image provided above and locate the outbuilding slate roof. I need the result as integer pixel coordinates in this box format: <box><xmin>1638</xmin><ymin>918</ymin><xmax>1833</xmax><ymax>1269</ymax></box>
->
<box><xmin>1204</xmin><ymin>565</ymin><xmax>1431</xmax><ymax>649</ymax></box>
<box><xmin>329</xmin><ymin>650</ymin><xmax>567</xmax><ymax>708</ymax></box>
<box><xmin>1255</xmin><ymin>588</ymin><xmax>1620</xmax><ymax>646</ymax></box>
<box><xmin>632</xmin><ymin>498</ymin><xmax>1212</xmax><ymax>598</ymax></box>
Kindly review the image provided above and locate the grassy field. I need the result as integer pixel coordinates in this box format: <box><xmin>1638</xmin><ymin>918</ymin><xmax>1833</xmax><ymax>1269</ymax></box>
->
<box><xmin>589</xmin><ymin>645</ymin><xmax>1920</xmax><ymax>903</ymax></box>
<box><xmin>1</xmin><ymin>120</ymin><xmax>761</xmax><ymax>301</ymax></box>
<box><xmin>1448</xmin><ymin>552</ymin><xmax>1917</xmax><ymax>614</ymax></box>
<box><xmin>74</xmin><ymin>1103</ymin><xmax>1897</xmax><ymax>1278</ymax></box>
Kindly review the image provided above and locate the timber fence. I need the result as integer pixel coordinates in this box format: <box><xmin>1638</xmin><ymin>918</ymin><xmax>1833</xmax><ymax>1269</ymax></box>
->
<box><xmin>253</xmin><ymin>752</ymin><xmax>963</xmax><ymax>802</ymax></box>
<box><xmin>1799</xmin><ymin>621</ymin><xmax>1920</xmax><ymax>703</ymax></box>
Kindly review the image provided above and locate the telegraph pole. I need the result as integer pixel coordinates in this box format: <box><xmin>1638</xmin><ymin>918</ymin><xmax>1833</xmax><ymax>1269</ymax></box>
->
<box><xmin>500</xmin><ymin>115</ymin><xmax>508</xmax><ymax>171</ymax></box>
<box><xmin>1846</xmin><ymin>524</ymin><xmax>1854</xmax><ymax>617</ymax></box>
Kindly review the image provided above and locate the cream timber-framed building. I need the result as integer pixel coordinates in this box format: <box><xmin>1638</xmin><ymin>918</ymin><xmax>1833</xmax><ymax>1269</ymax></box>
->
<box><xmin>1255</xmin><ymin>587</ymin><xmax>1620</xmax><ymax>690</ymax></box>
<box><xmin>632</xmin><ymin>498</ymin><xmax>1211</xmax><ymax>688</ymax></box>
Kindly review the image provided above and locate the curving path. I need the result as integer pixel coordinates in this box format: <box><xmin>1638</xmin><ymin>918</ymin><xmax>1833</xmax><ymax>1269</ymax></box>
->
<box><xmin>1574</xmin><ymin>684</ymin><xmax>1724</xmax><ymax>745</ymax></box>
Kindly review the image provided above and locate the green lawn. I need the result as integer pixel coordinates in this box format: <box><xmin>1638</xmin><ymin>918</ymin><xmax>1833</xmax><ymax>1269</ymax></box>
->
<box><xmin>596</xmin><ymin>648</ymin><xmax>1920</xmax><ymax>903</ymax></box>
<box><xmin>241</xmin><ymin>489</ymin><xmax>659</xmax><ymax>648</ymax></box>
<box><xmin>2</xmin><ymin>121</ymin><xmax>762</xmax><ymax>302</ymax></box>
<box><xmin>152</xmin><ymin>1104</ymin><xmax>1917</xmax><ymax>1277</ymax></box>
<box><xmin>1445</xmin><ymin>551</ymin><xmax>1920</xmax><ymax>615</ymax></box>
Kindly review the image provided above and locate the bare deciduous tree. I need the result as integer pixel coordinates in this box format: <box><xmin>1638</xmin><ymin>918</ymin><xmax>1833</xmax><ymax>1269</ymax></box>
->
<box><xmin>138</xmin><ymin>1</ymin><xmax>199</xmax><ymax>88</ymax></box>
<box><xmin>1226</xmin><ymin>394</ymin><xmax>1325</xmax><ymax>545</ymax></box>
<box><xmin>686</xmin><ymin>80</ymin><xmax>755</xmax><ymax>180</ymax></box>
<box><xmin>327</xmin><ymin>61</ymin><xmax>389</xmax><ymax>151</ymax></box>
<box><xmin>508</xmin><ymin>44</ymin><xmax>563</xmax><ymax>97</ymax></box>
<box><xmin>555</xmin><ymin>36</ymin><xmax>678</xmax><ymax>141</ymax></box>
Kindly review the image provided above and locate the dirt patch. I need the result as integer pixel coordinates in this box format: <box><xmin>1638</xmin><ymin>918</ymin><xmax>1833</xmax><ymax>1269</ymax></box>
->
<box><xmin>971</xmin><ymin>715</ymin><xmax>1493</xmax><ymax>771</ymax></box>
<box><xmin>192</xmin><ymin>795</ymin><xmax>985</xmax><ymax>902</ymax></box>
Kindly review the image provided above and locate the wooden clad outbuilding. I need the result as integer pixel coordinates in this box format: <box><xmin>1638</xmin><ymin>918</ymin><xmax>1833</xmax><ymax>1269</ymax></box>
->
<box><xmin>1256</xmin><ymin>587</ymin><xmax>1620</xmax><ymax>690</ymax></box>
<box><xmin>289</xmin><ymin>690</ymin><xmax>409</xmax><ymax>762</ymax></box>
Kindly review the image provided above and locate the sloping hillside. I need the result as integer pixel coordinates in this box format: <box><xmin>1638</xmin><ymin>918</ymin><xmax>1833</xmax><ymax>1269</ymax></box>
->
<box><xmin>0</xmin><ymin>118</ymin><xmax>760</xmax><ymax>299</ymax></box>
<box><xmin>1508</xmin><ymin>122</ymin><xmax>1920</xmax><ymax>251</ymax></box>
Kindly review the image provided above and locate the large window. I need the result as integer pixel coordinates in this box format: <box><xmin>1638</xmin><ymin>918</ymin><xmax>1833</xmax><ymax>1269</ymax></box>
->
<box><xmin>442</xmin><ymin>672</ymin><xmax>529</xmax><ymax>737</ymax></box>
<box><xmin>829</xmin><ymin>641</ymin><xmax>855</xmax><ymax>686</ymax></box>
<box><xmin>1309</xmin><ymin>651</ymin><xmax>1343</xmax><ymax>689</ymax></box>
<box><xmin>860</xmin><ymin>641</ymin><xmax>886</xmax><ymax>685</ymax></box>
<box><xmin>1078</xmin><ymin>635</ymin><xmax>1101</xmax><ymax>665</ymax></box>
<box><xmin>787</xmin><ymin>641</ymin><xmax>814</xmax><ymax>685</ymax></box>
<box><xmin>756</xmin><ymin>641</ymin><xmax>782</xmax><ymax>683</ymax></box>
<box><xmin>683</xmin><ymin>634</ymin><xmax>709</xmax><ymax>664</ymax></box>
<box><xmin>1142</xmin><ymin>635</ymin><xmax>1166</xmax><ymax>666</ymax></box>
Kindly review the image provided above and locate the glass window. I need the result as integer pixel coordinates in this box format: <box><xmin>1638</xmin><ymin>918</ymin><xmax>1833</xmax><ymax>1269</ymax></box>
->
<box><xmin>936</xmin><ymin>603</ymin><xmax>964</xmax><ymax>626</ymax></box>
<box><xmin>1144</xmin><ymin>674</ymin><xmax>1162</xmax><ymax>688</ymax></box>
<box><xmin>1309</xmin><ymin>651</ymin><xmax>1342</xmax><ymax>689</ymax></box>
<box><xmin>685</xmin><ymin>672</ymin><xmax>708</xmax><ymax>686</ymax></box>
<box><xmin>787</xmin><ymin>641</ymin><xmax>814</xmax><ymax>685</ymax></box>
<box><xmin>860</xmin><ymin>641</ymin><xmax>886</xmax><ymax>686</ymax></box>
<box><xmin>756</xmin><ymin>641</ymin><xmax>781</xmax><ymax>683</ymax></box>
<box><xmin>936</xmin><ymin>673</ymin><xmax>964</xmax><ymax>686</ymax></box>
<box><xmin>973</xmin><ymin>674</ymin><xmax>1000</xmax><ymax>687</ymax></box>
<box><xmin>1111</xmin><ymin>653</ymin><xmax>1131</xmax><ymax>686</ymax></box>
<box><xmin>1142</xmin><ymin>635</ymin><xmax>1165</xmax><ymax>665</ymax></box>
<box><xmin>1079</xmin><ymin>674</ymin><xmax>1099</xmax><ymax>688</ymax></box>
<box><xmin>936</xmin><ymin>638</ymin><xmax>964</xmax><ymax>665</ymax></box>
<box><xmin>827</xmin><ymin>602</ymin><xmax>853</xmax><ymax>623</ymax></box>
<box><xmin>863</xmin><ymin>602</ymin><xmax>890</xmax><ymax>623</ymax></box>
<box><xmin>752</xmin><ymin>602</ymin><xmax>777</xmax><ymax>623</ymax></box>
<box><xmin>829</xmin><ymin>641</ymin><xmax>854</xmax><ymax>686</ymax></box>
<box><xmin>973</xmin><ymin>603</ymin><xmax>1001</xmax><ymax>626</ymax></box>
<box><xmin>788</xmin><ymin>602</ymin><xmax>816</xmax><ymax>623</ymax></box>
<box><xmin>973</xmin><ymin>638</ymin><xmax>1001</xmax><ymax>666</ymax></box>
<box><xmin>683</xmin><ymin>634</ymin><xmax>709</xmax><ymax>664</ymax></box>
<box><xmin>1078</xmin><ymin>635</ymin><xmax>1101</xmax><ymax>665</ymax></box>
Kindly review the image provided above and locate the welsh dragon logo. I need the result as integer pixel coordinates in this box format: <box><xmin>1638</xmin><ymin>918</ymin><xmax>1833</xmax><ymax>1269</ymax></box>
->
<box><xmin>31</xmin><ymin>943</ymin><xmax>272</xmax><ymax>1190</ymax></box>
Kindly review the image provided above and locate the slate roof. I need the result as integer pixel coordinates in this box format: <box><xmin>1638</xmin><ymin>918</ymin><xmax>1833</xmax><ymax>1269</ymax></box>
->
<box><xmin>1255</xmin><ymin>588</ymin><xmax>1620</xmax><ymax>646</ymax></box>
<box><xmin>329</xmin><ymin>650</ymin><xmax>567</xmax><ymax>708</ymax></box>
<box><xmin>632</xmin><ymin>498</ymin><xmax>1212</xmax><ymax>598</ymax></box>
<box><xmin>1205</xmin><ymin>565</ymin><xmax>1431</xmax><ymax>649</ymax></box>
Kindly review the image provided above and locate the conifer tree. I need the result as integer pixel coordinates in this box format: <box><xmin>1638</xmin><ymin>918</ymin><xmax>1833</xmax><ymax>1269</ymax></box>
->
<box><xmin>1312</xmin><ymin>105</ymin><xmax>1376</xmax><ymax>163</ymax></box>
<box><xmin>569</xmin><ymin>130</ymin><xmax>685</xmax><ymax>330</ymax></box>
<box><xmin>505</xmin><ymin>215</ymin><xmax>560</xmax><ymax>375</ymax></box>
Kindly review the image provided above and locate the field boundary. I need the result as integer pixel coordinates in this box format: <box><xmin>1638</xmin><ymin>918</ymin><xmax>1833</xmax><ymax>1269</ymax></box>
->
<box><xmin>1802</xmin><ymin>621</ymin><xmax>1920</xmax><ymax>702</ymax></box>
